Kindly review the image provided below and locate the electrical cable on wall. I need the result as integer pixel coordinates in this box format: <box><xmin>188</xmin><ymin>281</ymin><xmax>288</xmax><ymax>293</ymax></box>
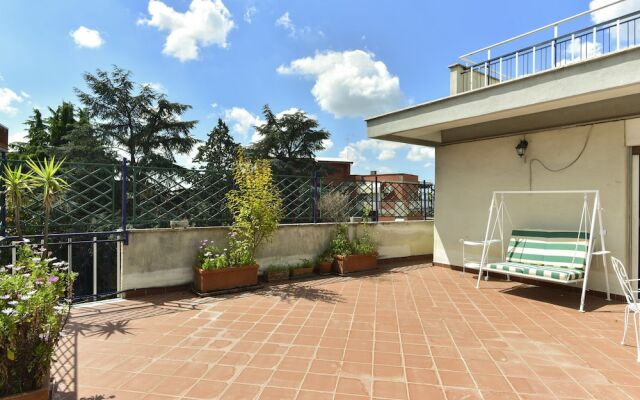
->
<box><xmin>528</xmin><ymin>125</ymin><xmax>593</xmax><ymax>190</ymax></box>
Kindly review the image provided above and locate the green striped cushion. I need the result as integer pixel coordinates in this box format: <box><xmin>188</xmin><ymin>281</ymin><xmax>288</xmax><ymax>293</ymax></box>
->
<box><xmin>487</xmin><ymin>262</ymin><xmax>585</xmax><ymax>283</ymax></box>
<box><xmin>506</xmin><ymin>230</ymin><xmax>589</xmax><ymax>270</ymax></box>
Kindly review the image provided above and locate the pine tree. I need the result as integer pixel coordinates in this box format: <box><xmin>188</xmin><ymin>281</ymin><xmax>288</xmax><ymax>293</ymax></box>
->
<box><xmin>75</xmin><ymin>66</ymin><xmax>198</xmax><ymax>166</ymax></box>
<box><xmin>193</xmin><ymin>119</ymin><xmax>239</xmax><ymax>176</ymax></box>
<box><xmin>248</xmin><ymin>105</ymin><xmax>330</xmax><ymax>174</ymax></box>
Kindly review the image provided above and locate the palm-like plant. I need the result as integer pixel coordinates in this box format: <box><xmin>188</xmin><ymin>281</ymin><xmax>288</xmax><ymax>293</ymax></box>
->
<box><xmin>26</xmin><ymin>157</ymin><xmax>68</xmax><ymax>249</ymax></box>
<box><xmin>2</xmin><ymin>164</ymin><xmax>34</xmax><ymax>238</ymax></box>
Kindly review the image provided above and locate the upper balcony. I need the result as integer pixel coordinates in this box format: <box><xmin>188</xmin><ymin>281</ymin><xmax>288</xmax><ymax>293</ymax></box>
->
<box><xmin>367</xmin><ymin>3</ymin><xmax>640</xmax><ymax>147</ymax></box>
<box><xmin>451</xmin><ymin>2</ymin><xmax>640</xmax><ymax>95</ymax></box>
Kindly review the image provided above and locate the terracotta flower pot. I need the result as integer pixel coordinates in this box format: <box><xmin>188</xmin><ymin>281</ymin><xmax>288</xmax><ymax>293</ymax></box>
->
<box><xmin>265</xmin><ymin>270</ymin><xmax>289</xmax><ymax>283</ymax></box>
<box><xmin>193</xmin><ymin>264</ymin><xmax>258</xmax><ymax>293</ymax></box>
<box><xmin>334</xmin><ymin>254</ymin><xmax>378</xmax><ymax>275</ymax></box>
<box><xmin>316</xmin><ymin>261</ymin><xmax>333</xmax><ymax>275</ymax></box>
<box><xmin>290</xmin><ymin>266</ymin><xmax>314</xmax><ymax>279</ymax></box>
<box><xmin>1</xmin><ymin>382</ymin><xmax>49</xmax><ymax>400</ymax></box>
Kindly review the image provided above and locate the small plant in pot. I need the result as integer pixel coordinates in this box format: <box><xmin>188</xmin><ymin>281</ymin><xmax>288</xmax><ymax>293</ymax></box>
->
<box><xmin>289</xmin><ymin>259</ymin><xmax>314</xmax><ymax>279</ymax></box>
<box><xmin>331</xmin><ymin>210</ymin><xmax>378</xmax><ymax>275</ymax></box>
<box><xmin>264</xmin><ymin>265</ymin><xmax>289</xmax><ymax>283</ymax></box>
<box><xmin>316</xmin><ymin>251</ymin><xmax>333</xmax><ymax>275</ymax></box>
<box><xmin>193</xmin><ymin>149</ymin><xmax>282</xmax><ymax>293</ymax></box>
<box><xmin>0</xmin><ymin>244</ymin><xmax>76</xmax><ymax>399</ymax></box>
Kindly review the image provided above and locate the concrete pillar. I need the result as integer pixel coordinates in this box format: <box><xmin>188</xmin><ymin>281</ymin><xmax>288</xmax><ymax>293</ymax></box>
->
<box><xmin>449</xmin><ymin>64</ymin><xmax>466</xmax><ymax>95</ymax></box>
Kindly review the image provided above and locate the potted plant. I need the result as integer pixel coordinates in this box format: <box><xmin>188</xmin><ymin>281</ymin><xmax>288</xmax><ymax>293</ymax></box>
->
<box><xmin>289</xmin><ymin>259</ymin><xmax>314</xmax><ymax>279</ymax></box>
<box><xmin>193</xmin><ymin>149</ymin><xmax>282</xmax><ymax>294</ymax></box>
<box><xmin>194</xmin><ymin>237</ymin><xmax>259</xmax><ymax>292</ymax></box>
<box><xmin>316</xmin><ymin>251</ymin><xmax>333</xmax><ymax>275</ymax></box>
<box><xmin>264</xmin><ymin>265</ymin><xmax>289</xmax><ymax>283</ymax></box>
<box><xmin>331</xmin><ymin>216</ymin><xmax>378</xmax><ymax>275</ymax></box>
<box><xmin>1</xmin><ymin>244</ymin><xmax>76</xmax><ymax>399</ymax></box>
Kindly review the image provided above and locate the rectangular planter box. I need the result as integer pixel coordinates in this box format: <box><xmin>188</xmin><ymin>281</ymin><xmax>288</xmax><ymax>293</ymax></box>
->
<box><xmin>316</xmin><ymin>261</ymin><xmax>333</xmax><ymax>275</ymax></box>
<box><xmin>290</xmin><ymin>267</ymin><xmax>314</xmax><ymax>278</ymax></box>
<box><xmin>1</xmin><ymin>383</ymin><xmax>49</xmax><ymax>400</ymax></box>
<box><xmin>193</xmin><ymin>265</ymin><xmax>258</xmax><ymax>293</ymax></box>
<box><xmin>334</xmin><ymin>254</ymin><xmax>378</xmax><ymax>275</ymax></box>
<box><xmin>265</xmin><ymin>270</ymin><xmax>289</xmax><ymax>283</ymax></box>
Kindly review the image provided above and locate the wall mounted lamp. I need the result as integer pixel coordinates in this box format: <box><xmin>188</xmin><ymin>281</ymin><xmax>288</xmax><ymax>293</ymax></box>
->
<box><xmin>515</xmin><ymin>138</ymin><xmax>528</xmax><ymax>158</ymax></box>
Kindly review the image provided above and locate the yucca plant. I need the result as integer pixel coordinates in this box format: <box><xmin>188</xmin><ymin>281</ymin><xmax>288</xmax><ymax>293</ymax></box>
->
<box><xmin>1</xmin><ymin>164</ymin><xmax>34</xmax><ymax>238</ymax></box>
<box><xmin>26</xmin><ymin>158</ymin><xmax>68</xmax><ymax>249</ymax></box>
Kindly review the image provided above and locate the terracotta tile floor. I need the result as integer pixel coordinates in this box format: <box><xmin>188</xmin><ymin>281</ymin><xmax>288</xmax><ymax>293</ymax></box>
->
<box><xmin>52</xmin><ymin>262</ymin><xmax>640</xmax><ymax>399</ymax></box>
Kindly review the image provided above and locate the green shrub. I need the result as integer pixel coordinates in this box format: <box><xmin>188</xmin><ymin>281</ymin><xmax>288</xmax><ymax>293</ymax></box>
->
<box><xmin>197</xmin><ymin>235</ymin><xmax>254</xmax><ymax>270</ymax></box>
<box><xmin>289</xmin><ymin>259</ymin><xmax>312</xmax><ymax>270</ymax></box>
<box><xmin>328</xmin><ymin>225</ymin><xmax>352</xmax><ymax>257</ymax></box>
<box><xmin>266</xmin><ymin>265</ymin><xmax>289</xmax><ymax>273</ymax></box>
<box><xmin>0</xmin><ymin>244</ymin><xmax>76</xmax><ymax>396</ymax></box>
<box><xmin>226</xmin><ymin>149</ymin><xmax>282</xmax><ymax>259</ymax></box>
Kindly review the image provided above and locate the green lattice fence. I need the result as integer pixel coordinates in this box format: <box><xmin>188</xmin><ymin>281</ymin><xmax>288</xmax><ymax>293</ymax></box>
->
<box><xmin>6</xmin><ymin>160</ymin><xmax>121</xmax><ymax>235</ymax></box>
<box><xmin>1</xmin><ymin>161</ymin><xmax>434</xmax><ymax>233</ymax></box>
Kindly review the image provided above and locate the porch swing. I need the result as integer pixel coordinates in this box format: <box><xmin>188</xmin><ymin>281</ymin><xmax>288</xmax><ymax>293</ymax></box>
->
<box><xmin>474</xmin><ymin>190</ymin><xmax>611</xmax><ymax>312</ymax></box>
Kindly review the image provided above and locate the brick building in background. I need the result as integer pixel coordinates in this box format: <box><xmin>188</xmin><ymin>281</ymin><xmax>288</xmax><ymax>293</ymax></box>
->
<box><xmin>317</xmin><ymin>157</ymin><xmax>431</xmax><ymax>221</ymax></box>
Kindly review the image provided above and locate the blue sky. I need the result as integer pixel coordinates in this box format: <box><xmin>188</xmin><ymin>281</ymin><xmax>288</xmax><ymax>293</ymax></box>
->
<box><xmin>0</xmin><ymin>0</ymin><xmax>634</xmax><ymax>180</ymax></box>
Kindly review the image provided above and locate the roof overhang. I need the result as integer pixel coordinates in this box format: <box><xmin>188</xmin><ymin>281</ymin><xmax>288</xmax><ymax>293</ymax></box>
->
<box><xmin>366</xmin><ymin>46</ymin><xmax>640</xmax><ymax>146</ymax></box>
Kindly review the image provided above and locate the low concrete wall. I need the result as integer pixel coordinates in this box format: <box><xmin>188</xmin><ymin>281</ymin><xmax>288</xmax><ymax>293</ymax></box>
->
<box><xmin>121</xmin><ymin>220</ymin><xmax>434</xmax><ymax>291</ymax></box>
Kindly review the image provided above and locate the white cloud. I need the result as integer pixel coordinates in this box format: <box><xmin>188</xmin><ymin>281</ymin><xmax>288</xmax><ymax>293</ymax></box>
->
<box><xmin>338</xmin><ymin>144</ymin><xmax>366</xmax><ymax>165</ymax></box>
<box><xmin>174</xmin><ymin>145</ymin><xmax>202</xmax><ymax>169</ymax></box>
<box><xmin>321</xmin><ymin>138</ymin><xmax>333</xmax><ymax>151</ymax></box>
<box><xmin>8</xmin><ymin>130</ymin><xmax>27</xmax><ymax>144</ymax></box>
<box><xmin>70</xmin><ymin>26</ymin><xmax>104</xmax><ymax>48</ymax></box>
<box><xmin>0</xmin><ymin>88</ymin><xmax>24</xmax><ymax>116</ymax></box>
<box><xmin>142</xmin><ymin>82</ymin><xmax>167</xmax><ymax>93</ymax></box>
<box><xmin>211</xmin><ymin>102</ymin><xmax>218</xmax><ymax>108</ymax></box>
<box><xmin>277</xmin><ymin>50</ymin><xmax>403</xmax><ymax>118</ymax></box>
<box><xmin>407</xmin><ymin>146</ymin><xmax>435</xmax><ymax>161</ymax></box>
<box><xmin>244</xmin><ymin>6</ymin><xmax>257</xmax><ymax>23</ymax></box>
<box><xmin>275</xmin><ymin>11</ymin><xmax>319</xmax><ymax>38</ymax></box>
<box><xmin>338</xmin><ymin>139</ymin><xmax>407</xmax><ymax>165</ymax></box>
<box><xmin>138</xmin><ymin>0</ymin><xmax>235</xmax><ymax>62</ymax></box>
<box><xmin>590</xmin><ymin>0</ymin><xmax>640</xmax><ymax>23</ymax></box>
<box><xmin>276</xmin><ymin>12</ymin><xmax>295</xmax><ymax>35</ymax></box>
<box><xmin>223</xmin><ymin>107</ymin><xmax>264</xmax><ymax>140</ymax></box>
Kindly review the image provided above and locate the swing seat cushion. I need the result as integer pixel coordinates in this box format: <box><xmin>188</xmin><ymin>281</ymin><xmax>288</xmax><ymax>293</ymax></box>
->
<box><xmin>506</xmin><ymin>229</ymin><xmax>590</xmax><ymax>270</ymax></box>
<box><xmin>486</xmin><ymin>262</ymin><xmax>585</xmax><ymax>283</ymax></box>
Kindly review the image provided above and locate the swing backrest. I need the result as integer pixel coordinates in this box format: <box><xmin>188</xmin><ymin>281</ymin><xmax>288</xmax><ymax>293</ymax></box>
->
<box><xmin>506</xmin><ymin>229</ymin><xmax>590</xmax><ymax>269</ymax></box>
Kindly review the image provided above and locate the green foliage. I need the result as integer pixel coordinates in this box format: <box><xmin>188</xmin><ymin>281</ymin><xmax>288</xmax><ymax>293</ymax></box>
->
<box><xmin>318</xmin><ymin>249</ymin><xmax>334</xmax><ymax>263</ymax></box>
<box><xmin>266</xmin><ymin>264</ymin><xmax>289</xmax><ymax>273</ymax></box>
<box><xmin>12</xmin><ymin>105</ymin><xmax>116</xmax><ymax>164</ymax></box>
<box><xmin>193</xmin><ymin>119</ymin><xmax>239</xmax><ymax>177</ymax></box>
<box><xmin>289</xmin><ymin>259</ymin><xmax>313</xmax><ymax>270</ymax></box>
<box><xmin>329</xmin><ymin>225</ymin><xmax>352</xmax><ymax>257</ymax></box>
<box><xmin>354</xmin><ymin>205</ymin><xmax>377</xmax><ymax>255</ymax></box>
<box><xmin>47</xmin><ymin>102</ymin><xmax>76</xmax><ymax>147</ymax></box>
<box><xmin>2</xmin><ymin>164</ymin><xmax>34</xmax><ymax>238</ymax></box>
<box><xmin>248</xmin><ymin>104</ymin><xmax>330</xmax><ymax>174</ymax></box>
<box><xmin>0</xmin><ymin>244</ymin><xmax>77</xmax><ymax>396</ymax></box>
<box><xmin>75</xmin><ymin>66</ymin><xmax>198</xmax><ymax>166</ymax></box>
<box><xmin>226</xmin><ymin>148</ymin><xmax>282</xmax><ymax>259</ymax></box>
<box><xmin>197</xmin><ymin>236</ymin><xmax>254</xmax><ymax>270</ymax></box>
<box><xmin>26</xmin><ymin>158</ymin><xmax>69</xmax><ymax>249</ymax></box>
<box><xmin>328</xmin><ymin>221</ymin><xmax>377</xmax><ymax>257</ymax></box>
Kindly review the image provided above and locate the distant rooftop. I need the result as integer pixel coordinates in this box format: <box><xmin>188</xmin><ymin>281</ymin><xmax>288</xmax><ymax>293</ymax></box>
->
<box><xmin>316</xmin><ymin>157</ymin><xmax>353</xmax><ymax>164</ymax></box>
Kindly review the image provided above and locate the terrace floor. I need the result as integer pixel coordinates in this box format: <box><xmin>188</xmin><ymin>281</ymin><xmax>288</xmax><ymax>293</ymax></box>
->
<box><xmin>53</xmin><ymin>262</ymin><xmax>640</xmax><ymax>400</ymax></box>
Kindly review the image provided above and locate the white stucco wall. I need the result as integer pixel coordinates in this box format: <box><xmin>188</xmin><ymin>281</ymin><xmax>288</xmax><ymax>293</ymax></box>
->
<box><xmin>121</xmin><ymin>220</ymin><xmax>434</xmax><ymax>291</ymax></box>
<box><xmin>434</xmin><ymin>121</ymin><xmax>629</xmax><ymax>295</ymax></box>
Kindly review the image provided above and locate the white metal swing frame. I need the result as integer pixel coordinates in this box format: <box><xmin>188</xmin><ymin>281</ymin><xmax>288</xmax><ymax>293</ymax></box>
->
<box><xmin>475</xmin><ymin>190</ymin><xmax>611</xmax><ymax>312</ymax></box>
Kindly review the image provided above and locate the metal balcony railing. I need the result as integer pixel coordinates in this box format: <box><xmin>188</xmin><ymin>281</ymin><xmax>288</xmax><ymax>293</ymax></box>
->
<box><xmin>459</xmin><ymin>2</ymin><xmax>640</xmax><ymax>93</ymax></box>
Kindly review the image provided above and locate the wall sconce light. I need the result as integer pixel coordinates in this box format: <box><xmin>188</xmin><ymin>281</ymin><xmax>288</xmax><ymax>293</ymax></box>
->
<box><xmin>515</xmin><ymin>138</ymin><xmax>528</xmax><ymax>158</ymax></box>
